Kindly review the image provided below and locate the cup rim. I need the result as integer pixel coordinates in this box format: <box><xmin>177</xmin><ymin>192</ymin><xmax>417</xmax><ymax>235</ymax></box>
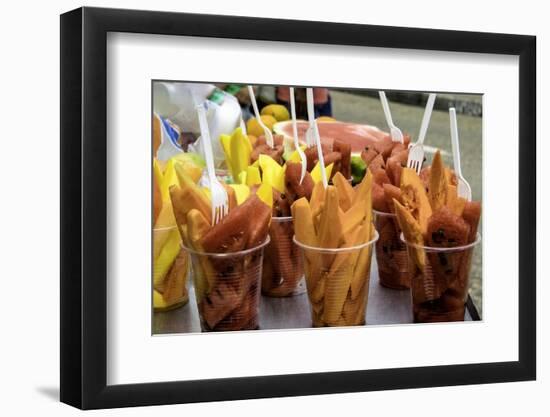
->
<box><xmin>293</xmin><ymin>229</ymin><xmax>379</xmax><ymax>253</ymax></box>
<box><xmin>181</xmin><ymin>235</ymin><xmax>271</xmax><ymax>257</ymax></box>
<box><xmin>373</xmin><ymin>208</ymin><xmax>396</xmax><ymax>218</ymax></box>
<box><xmin>399</xmin><ymin>232</ymin><xmax>482</xmax><ymax>252</ymax></box>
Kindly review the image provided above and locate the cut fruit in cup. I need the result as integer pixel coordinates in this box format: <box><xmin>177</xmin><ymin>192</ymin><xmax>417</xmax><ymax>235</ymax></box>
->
<box><xmin>261</xmin><ymin>216</ymin><xmax>305</xmax><ymax>297</ymax></box>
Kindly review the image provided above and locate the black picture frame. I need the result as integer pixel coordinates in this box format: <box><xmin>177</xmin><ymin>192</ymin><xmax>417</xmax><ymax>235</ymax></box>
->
<box><xmin>60</xmin><ymin>6</ymin><xmax>536</xmax><ymax>410</ymax></box>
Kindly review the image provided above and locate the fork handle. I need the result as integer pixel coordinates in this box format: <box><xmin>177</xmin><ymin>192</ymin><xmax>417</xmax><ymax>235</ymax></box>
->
<box><xmin>290</xmin><ymin>87</ymin><xmax>307</xmax><ymax>183</ymax></box>
<box><xmin>196</xmin><ymin>102</ymin><xmax>217</xmax><ymax>183</ymax></box>
<box><xmin>307</xmin><ymin>88</ymin><xmax>328</xmax><ymax>188</ymax></box>
<box><xmin>449</xmin><ymin>107</ymin><xmax>463</xmax><ymax>178</ymax></box>
<box><xmin>247</xmin><ymin>85</ymin><xmax>273</xmax><ymax>148</ymax></box>
<box><xmin>379</xmin><ymin>91</ymin><xmax>395</xmax><ymax>128</ymax></box>
<box><xmin>417</xmin><ymin>93</ymin><xmax>436</xmax><ymax>145</ymax></box>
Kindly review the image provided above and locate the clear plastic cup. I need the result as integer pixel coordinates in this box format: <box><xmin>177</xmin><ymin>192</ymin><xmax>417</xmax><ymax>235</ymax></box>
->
<box><xmin>400</xmin><ymin>233</ymin><xmax>482</xmax><ymax>323</ymax></box>
<box><xmin>293</xmin><ymin>230</ymin><xmax>379</xmax><ymax>327</ymax></box>
<box><xmin>153</xmin><ymin>226</ymin><xmax>189</xmax><ymax>312</ymax></box>
<box><xmin>373</xmin><ymin>209</ymin><xmax>410</xmax><ymax>289</ymax></box>
<box><xmin>183</xmin><ymin>237</ymin><xmax>270</xmax><ymax>332</ymax></box>
<box><xmin>261</xmin><ymin>216</ymin><xmax>306</xmax><ymax>297</ymax></box>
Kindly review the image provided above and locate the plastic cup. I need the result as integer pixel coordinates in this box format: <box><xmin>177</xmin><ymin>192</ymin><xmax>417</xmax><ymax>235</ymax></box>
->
<box><xmin>373</xmin><ymin>209</ymin><xmax>410</xmax><ymax>289</ymax></box>
<box><xmin>183</xmin><ymin>237</ymin><xmax>270</xmax><ymax>332</ymax></box>
<box><xmin>400</xmin><ymin>233</ymin><xmax>481</xmax><ymax>323</ymax></box>
<box><xmin>261</xmin><ymin>216</ymin><xmax>306</xmax><ymax>297</ymax></box>
<box><xmin>153</xmin><ymin>226</ymin><xmax>189</xmax><ymax>312</ymax></box>
<box><xmin>293</xmin><ymin>230</ymin><xmax>379</xmax><ymax>327</ymax></box>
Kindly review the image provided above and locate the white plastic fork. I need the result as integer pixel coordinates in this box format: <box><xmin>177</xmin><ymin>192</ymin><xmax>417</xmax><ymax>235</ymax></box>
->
<box><xmin>306</xmin><ymin>88</ymin><xmax>328</xmax><ymax>188</ymax></box>
<box><xmin>449</xmin><ymin>108</ymin><xmax>472</xmax><ymax>201</ymax></box>
<box><xmin>196</xmin><ymin>102</ymin><xmax>229</xmax><ymax>225</ymax></box>
<box><xmin>407</xmin><ymin>93</ymin><xmax>437</xmax><ymax>174</ymax></box>
<box><xmin>247</xmin><ymin>86</ymin><xmax>274</xmax><ymax>148</ymax></box>
<box><xmin>289</xmin><ymin>87</ymin><xmax>307</xmax><ymax>184</ymax></box>
<box><xmin>379</xmin><ymin>91</ymin><xmax>404</xmax><ymax>143</ymax></box>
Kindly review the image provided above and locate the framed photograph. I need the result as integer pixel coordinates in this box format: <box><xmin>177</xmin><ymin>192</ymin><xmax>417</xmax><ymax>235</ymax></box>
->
<box><xmin>60</xmin><ymin>6</ymin><xmax>536</xmax><ymax>410</ymax></box>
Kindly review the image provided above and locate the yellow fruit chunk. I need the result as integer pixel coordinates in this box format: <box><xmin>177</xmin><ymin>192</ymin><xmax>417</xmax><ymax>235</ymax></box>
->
<box><xmin>332</xmin><ymin>171</ymin><xmax>354</xmax><ymax>212</ymax></box>
<box><xmin>259</xmin><ymin>154</ymin><xmax>285</xmax><ymax>193</ymax></box>
<box><xmin>186</xmin><ymin>209</ymin><xmax>215</xmax><ymax>295</ymax></box>
<box><xmin>256</xmin><ymin>183</ymin><xmax>273</xmax><ymax>208</ymax></box>
<box><xmin>230</xmin><ymin>127</ymin><xmax>252</xmax><ymax>180</ymax></box>
<box><xmin>153</xmin><ymin>289</ymin><xmax>168</xmax><ymax>309</ymax></box>
<box><xmin>246</xmin><ymin>165</ymin><xmax>262</xmax><ymax>186</ymax></box>
<box><xmin>261</xmin><ymin>104</ymin><xmax>290</xmax><ymax>121</ymax></box>
<box><xmin>317</xmin><ymin>116</ymin><xmax>336</xmax><ymax>122</ymax></box>
<box><xmin>246</xmin><ymin>115</ymin><xmax>277</xmax><ymax>137</ymax></box>
<box><xmin>353</xmin><ymin>169</ymin><xmax>373</xmax><ymax>226</ymax></box>
<box><xmin>428</xmin><ymin>151</ymin><xmax>448</xmax><ymax>211</ymax></box>
<box><xmin>162</xmin><ymin>249</ymin><xmax>188</xmax><ymax>305</ymax></box>
<box><xmin>317</xmin><ymin>186</ymin><xmax>343</xmax><ymax>249</ymax></box>
<box><xmin>400</xmin><ymin>167</ymin><xmax>432</xmax><ymax>234</ymax></box>
<box><xmin>291</xmin><ymin>198</ymin><xmax>317</xmax><ymax>247</ymax></box>
<box><xmin>238</xmin><ymin>171</ymin><xmax>247</xmax><ymax>185</ymax></box>
<box><xmin>228</xmin><ymin>184</ymin><xmax>250</xmax><ymax>205</ymax></box>
<box><xmin>393</xmin><ymin>199</ymin><xmax>425</xmax><ymax>269</ymax></box>
<box><xmin>323</xmin><ymin>225</ymin><xmax>364</xmax><ymax>324</ymax></box>
<box><xmin>219</xmin><ymin>133</ymin><xmax>233</xmax><ymax>174</ymax></box>
<box><xmin>169</xmin><ymin>175</ymin><xmax>211</xmax><ymax>244</ymax></box>
<box><xmin>311</xmin><ymin>162</ymin><xmax>334</xmax><ymax>184</ymax></box>
<box><xmin>153</xmin><ymin>226</ymin><xmax>181</xmax><ymax>289</ymax></box>
<box><xmin>287</xmin><ymin>145</ymin><xmax>307</xmax><ymax>163</ymax></box>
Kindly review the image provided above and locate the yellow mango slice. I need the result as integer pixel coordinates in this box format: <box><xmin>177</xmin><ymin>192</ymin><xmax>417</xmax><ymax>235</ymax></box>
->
<box><xmin>153</xmin><ymin>289</ymin><xmax>168</xmax><ymax>309</ymax></box>
<box><xmin>393</xmin><ymin>199</ymin><xmax>425</xmax><ymax>269</ymax></box>
<box><xmin>287</xmin><ymin>145</ymin><xmax>307</xmax><ymax>163</ymax></box>
<box><xmin>153</xmin><ymin>158</ymin><xmax>166</xmax><ymax>201</ymax></box>
<box><xmin>317</xmin><ymin>186</ymin><xmax>343</xmax><ymax>249</ymax></box>
<box><xmin>162</xmin><ymin>250</ymin><xmax>189</xmax><ymax>305</ymax></box>
<box><xmin>153</xmin><ymin>168</ymin><xmax>162</xmax><ymax>225</ymax></box>
<box><xmin>310</xmin><ymin>181</ymin><xmax>326</xmax><ymax>212</ymax></box>
<box><xmin>323</xmin><ymin>225</ymin><xmax>367</xmax><ymax>324</ymax></box>
<box><xmin>246</xmin><ymin>165</ymin><xmax>262</xmax><ymax>186</ymax></box>
<box><xmin>332</xmin><ymin>171</ymin><xmax>354</xmax><ymax>212</ymax></box>
<box><xmin>238</xmin><ymin>171</ymin><xmax>247</xmax><ymax>185</ymax></box>
<box><xmin>187</xmin><ymin>209</ymin><xmax>214</xmax><ymax>293</ymax></box>
<box><xmin>273</xmin><ymin>163</ymin><xmax>286</xmax><ymax>193</ymax></box>
<box><xmin>351</xmin><ymin>244</ymin><xmax>372</xmax><ymax>300</ymax></box>
<box><xmin>169</xmin><ymin>176</ymin><xmax>211</xmax><ymax>244</ymax></box>
<box><xmin>351</xmin><ymin>169</ymin><xmax>373</xmax><ymax>242</ymax></box>
<box><xmin>187</xmin><ymin>209</ymin><xmax>209</xmax><ymax>247</ymax></box>
<box><xmin>220</xmin><ymin>134</ymin><xmax>233</xmax><ymax>175</ymax></box>
<box><xmin>311</xmin><ymin>162</ymin><xmax>334</xmax><ymax>184</ymax></box>
<box><xmin>400</xmin><ymin>167</ymin><xmax>432</xmax><ymax>234</ymax></box>
<box><xmin>428</xmin><ymin>151</ymin><xmax>448</xmax><ymax>211</ymax></box>
<box><xmin>230</xmin><ymin>127</ymin><xmax>252</xmax><ymax>180</ymax></box>
<box><xmin>228</xmin><ymin>184</ymin><xmax>250</xmax><ymax>205</ymax></box>
<box><xmin>292</xmin><ymin>198</ymin><xmax>322</xmax><ymax>292</ymax></box>
<box><xmin>162</xmin><ymin>159</ymin><xmax>179</xmax><ymax>199</ymax></box>
<box><xmin>341</xmin><ymin>202</ymin><xmax>366</xmax><ymax>237</ymax></box>
<box><xmin>291</xmin><ymin>198</ymin><xmax>317</xmax><ymax>246</ymax></box>
<box><xmin>153</xmin><ymin>226</ymin><xmax>181</xmax><ymax>289</ymax></box>
<box><xmin>256</xmin><ymin>183</ymin><xmax>273</xmax><ymax>208</ymax></box>
<box><xmin>259</xmin><ymin>154</ymin><xmax>284</xmax><ymax>192</ymax></box>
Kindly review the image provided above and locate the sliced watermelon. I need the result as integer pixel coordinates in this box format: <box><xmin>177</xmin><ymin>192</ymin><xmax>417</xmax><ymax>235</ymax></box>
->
<box><xmin>273</xmin><ymin>120</ymin><xmax>389</xmax><ymax>155</ymax></box>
